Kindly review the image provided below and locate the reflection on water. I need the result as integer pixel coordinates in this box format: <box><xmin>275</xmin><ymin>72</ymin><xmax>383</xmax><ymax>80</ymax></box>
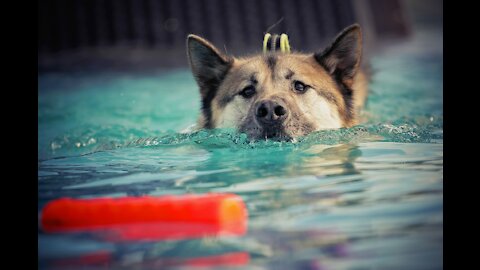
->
<box><xmin>39</xmin><ymin>139</ymin><xmax>442</xmax><ymax>269</ymax></box>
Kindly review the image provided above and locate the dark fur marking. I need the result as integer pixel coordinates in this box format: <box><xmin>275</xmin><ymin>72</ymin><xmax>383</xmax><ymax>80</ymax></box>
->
<box><xmin>200</xmin><ymin>78</ymin><xmax>221</xmax><ymax>129</ymax></box>
<box><xmin>315</xmin><ymin>59</ymin><xmax>354</xmax><ymax>121</ymax></box>
<box><xmin>198</xmin><ymin>62</ymin><xmax>233</xmax><ymax>128</ymax></box>
<box><xmin>333</xmin><ymin>71</ymin><xmax>354</xmax><ymax>122</ymax></box>
<box><xmin>218</xmin><ymin>93</ymin><xmax>234</xmax><ymax>109</ymax></box>
<box><xmin>317</xmin><ymin>89</ymin><xmax>338</xmax><ymax>106</ymax></box>
<box><xmin>250</xmin><ymin>74</ymin><xmax>258</xmax><ymax>85</ymax></box>
<box><xmin>265</xmin><ymin>55</ymin><xmax>277</xmax><ymax>80</ymax></box>
<box><xmin>266</xmin><ymin>55</ymin><xmax>277</xmax><ymax>71</ymax></box>
<box><xmin>285</xmin><ymin>69</ymin><xmax>294</xmax><ymax>80</ymax></box>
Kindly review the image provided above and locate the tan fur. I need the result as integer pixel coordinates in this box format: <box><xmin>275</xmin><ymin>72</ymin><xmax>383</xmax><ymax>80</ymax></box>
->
<box><xmin>351</xmin><ymin>70</ymin><xmax>369</xmax><ymax>114</ymax></box>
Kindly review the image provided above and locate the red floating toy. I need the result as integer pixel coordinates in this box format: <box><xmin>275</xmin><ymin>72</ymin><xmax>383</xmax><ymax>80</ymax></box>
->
<box><xmin>40</xmin><ymin>193</ymin><xmax>248</xmax><ymax>241</ymax></box>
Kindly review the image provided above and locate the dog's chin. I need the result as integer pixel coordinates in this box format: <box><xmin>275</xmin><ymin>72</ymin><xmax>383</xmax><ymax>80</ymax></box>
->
<box><xmin>261</xmin><ymin>129</ymin><xmax>292</xmax><ymax>141</ymax></box>
<box><xmin>239</xmin><ymin>117</ymin><xmax>317</xmax><ymax>141</ymax></box>
<box><xmin>240</xmin><ymin>124</ymin><xmax>293</xmax><ymax>141</ymax></box>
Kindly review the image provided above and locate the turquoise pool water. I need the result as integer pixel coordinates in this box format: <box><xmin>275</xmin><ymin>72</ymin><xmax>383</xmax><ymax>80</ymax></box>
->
<box><xmin>38</xmin><ymin>36</ymin><xmax>442</xmax><ymax>269</ymax></box>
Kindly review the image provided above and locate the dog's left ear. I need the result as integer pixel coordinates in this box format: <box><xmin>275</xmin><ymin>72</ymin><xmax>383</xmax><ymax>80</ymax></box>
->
<box><xmin>314</xmin><ymin>24</ymin><xmax>362</xmax><ymax>87</ymax></box>
<box><xmin>187</xmin><ymin>35</ymin><xmax>233</xmax><ymax>99</ymax></box>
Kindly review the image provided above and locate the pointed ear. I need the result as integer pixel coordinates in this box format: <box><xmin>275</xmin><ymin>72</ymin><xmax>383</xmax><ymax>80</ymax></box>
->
<box><xmin>187</xmin><ymin>35</ymin><xmax>233</xmax><ymax>98</ymax></box>
<box><xmin>314</xmin><ymin>24</ymin><xmax>362</xmax><ymax>87</ymax></box>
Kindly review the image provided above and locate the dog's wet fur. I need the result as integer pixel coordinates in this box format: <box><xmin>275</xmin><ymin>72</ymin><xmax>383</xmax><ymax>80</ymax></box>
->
<box><xmin>187</xmin><ymin>24</ymin><xmax>368</xmax><ymax>141</ymax></box>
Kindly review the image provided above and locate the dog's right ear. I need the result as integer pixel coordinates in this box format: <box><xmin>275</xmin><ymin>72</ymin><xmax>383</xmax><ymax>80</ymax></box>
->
<box><xmin>187</xmin><ymin>35</ymin><xmax>233</xmax><ymax>99</ymax></box>
<box><xmin>314</xmin><ymin>24</ymin><xmax>362</xmax><ymax>88</ymax></box>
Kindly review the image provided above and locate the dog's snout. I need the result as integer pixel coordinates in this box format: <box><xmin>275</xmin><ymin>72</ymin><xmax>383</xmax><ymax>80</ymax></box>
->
<box><xmin>255</xmin><ymin>100</ymin><xmax>289</xmax><ymax>125</ymax></box>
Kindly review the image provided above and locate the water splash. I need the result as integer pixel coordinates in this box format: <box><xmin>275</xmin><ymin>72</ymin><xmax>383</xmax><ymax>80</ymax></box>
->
<box><xmin>41</xmin><ymin>114</ymin><xmax>442</xmax><ymax>162</ymax></box>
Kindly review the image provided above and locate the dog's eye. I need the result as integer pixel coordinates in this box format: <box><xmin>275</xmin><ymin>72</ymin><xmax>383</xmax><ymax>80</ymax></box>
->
<box><xmin>293</xmin><ymin>81</ymin><xmax>308</xmax><ymax>93</ymax></box>
<box><xmin>239</xmin><ymin>86</ymin><xmax>256</xmax><ymax>98</ymax></box>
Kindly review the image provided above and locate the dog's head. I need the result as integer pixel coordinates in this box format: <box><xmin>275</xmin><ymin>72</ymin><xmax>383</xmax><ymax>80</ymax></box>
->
<box><xmin>187</xmin><ymin>24</ymin><xmax>363</xmax><ymax>140</ymax></box>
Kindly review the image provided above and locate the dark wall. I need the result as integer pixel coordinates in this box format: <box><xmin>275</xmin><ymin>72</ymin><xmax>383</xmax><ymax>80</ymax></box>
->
<box><xmin>38</xmin><ymin>0</ymin><xmax>411</xmax><ymax>71</ymax></box>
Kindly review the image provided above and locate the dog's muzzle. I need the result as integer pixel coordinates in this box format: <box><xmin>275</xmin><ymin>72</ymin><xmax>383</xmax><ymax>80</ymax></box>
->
<box><xmin>254</xmin><ymin>99</ymin><xmax>289</xmax><ymax>127</ymax></box>
<box><xmin>251</xmin><ymin>99</ymin><xmax>292</xmax><ymax>140</ymax></box>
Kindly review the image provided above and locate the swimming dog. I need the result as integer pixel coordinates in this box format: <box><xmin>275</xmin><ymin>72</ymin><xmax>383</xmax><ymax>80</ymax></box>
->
<box><xmin>186</xmin><ymin>24</ymin><xmax>368</xmax><ymax>140</ymax></box>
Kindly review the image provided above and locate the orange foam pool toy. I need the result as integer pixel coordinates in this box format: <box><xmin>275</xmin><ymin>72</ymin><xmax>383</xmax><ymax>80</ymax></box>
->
<box><xmin>40</xmin><ymin>193</ymin><xmax>248</xmax><ymax>241</ymax></box>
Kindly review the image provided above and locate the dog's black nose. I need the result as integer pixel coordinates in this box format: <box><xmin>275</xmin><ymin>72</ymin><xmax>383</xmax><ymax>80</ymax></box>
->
<box><xmin>255</xmin><ymin>100</ymin><xmax>289</xmax><ymax>125</ymax></box>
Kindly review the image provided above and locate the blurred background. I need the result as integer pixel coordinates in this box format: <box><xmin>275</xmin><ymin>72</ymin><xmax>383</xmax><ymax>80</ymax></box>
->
<box><xmin>38</xmin><ymin>0</ymin><xmax>442</xmax><ymax>72</ymax></box>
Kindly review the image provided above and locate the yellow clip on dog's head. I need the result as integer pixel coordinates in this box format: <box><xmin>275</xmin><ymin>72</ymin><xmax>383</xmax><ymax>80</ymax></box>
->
<box><xmin>263</xmin><ymin>33</ymin><xmax>290</xmax><ymax>54</ymax></box>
